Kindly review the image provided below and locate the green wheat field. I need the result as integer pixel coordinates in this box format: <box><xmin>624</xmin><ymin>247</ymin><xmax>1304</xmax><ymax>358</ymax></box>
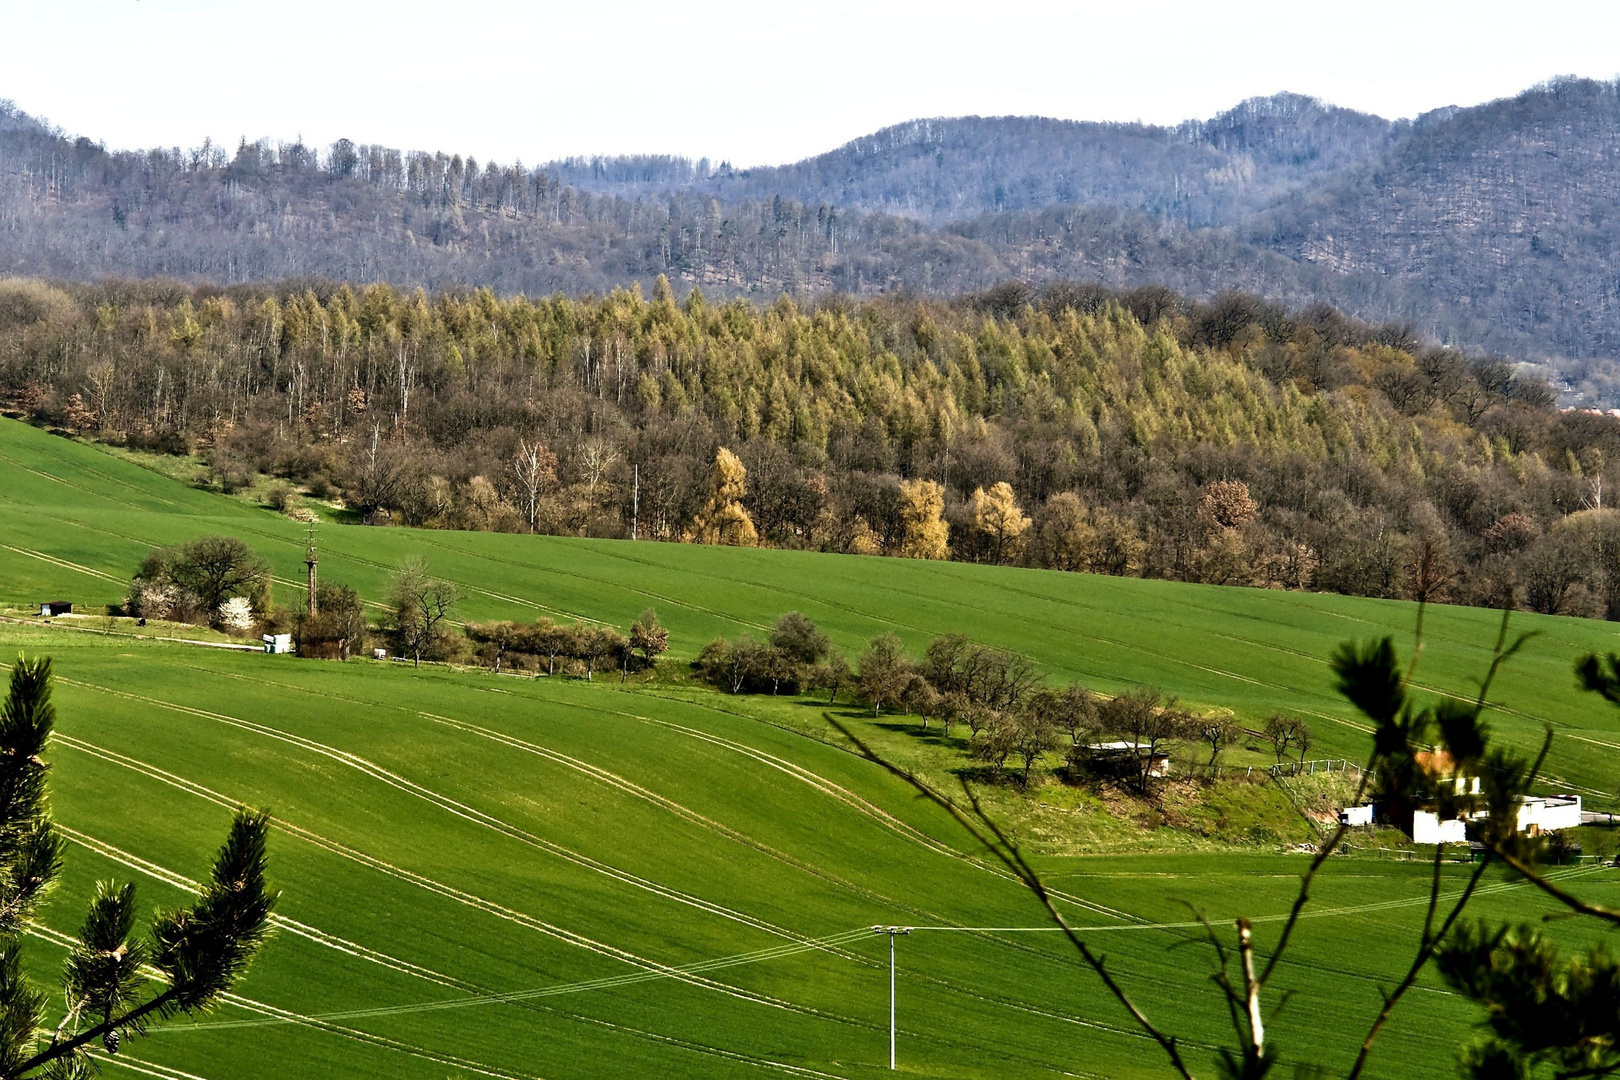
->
<box><xmin>4</xmin><ymin>415</ymin><xmax>1620</xmax><ymax>1080</ymax></box>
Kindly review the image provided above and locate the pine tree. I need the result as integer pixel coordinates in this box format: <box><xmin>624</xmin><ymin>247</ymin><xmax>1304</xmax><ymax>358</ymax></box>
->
<box><xmin>0</xmin><ymin>657</ymin><xmax>276</xmax><ymax>1077</ymax></box>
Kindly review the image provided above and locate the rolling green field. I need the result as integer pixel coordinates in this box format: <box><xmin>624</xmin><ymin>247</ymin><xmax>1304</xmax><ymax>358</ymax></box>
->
<box><xmin>5</xmin><ymin>416</ymin><xmax>1620</xmax><ymax>1079</ymax></box>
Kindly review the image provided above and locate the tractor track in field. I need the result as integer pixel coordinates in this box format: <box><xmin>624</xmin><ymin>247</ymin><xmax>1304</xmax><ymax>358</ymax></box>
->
<box><xmin>27</xmin><ymin>924</ymin><xmax>548</xmax><ymax>1080</ymax></box>
<box><xmin>47</xmin><ymin>701</ymin><xmax>1600</xmax><ymax>1076</ymax></box>
<box><xmin>53</xmin><ymin>718</ymin><xmax>1613</xmax><ymax>1007</ymax></box>
<box><xmin>139</xmin><ymin>661</ymin><xmax>930</xmax><ymax>956</ymax></box>
<box><xmin>595</xmin><ymin>694</ymin><xmax>1143</xmax><ymax>924</ymax></box>
<box><xmin>102</xmin><ymin>1054</ymin><xmax>215</xmax><ymax>1080</ymax></box>
<box><xmin>169</xmin><ymin>656</ymin><xmax>1144</xmax><ymax>929</ymax></box>
<box><xmin>0</xmin><ymin>542</ymin><xmax>128</xmax><ymax>585</ymax></box>
<box><xmin>50</xmin><ymin>739</ymin><xmax>1140</xmax><ymax>1080</ymax></box>
<box><xmin>53</xmin><ymin>766</ymin><xmax>1104</xmax><ymax>1080</ymax></box>
<box><xmin>53</xmin><ymin>814</ymin><xmax>472</xmax><ymax>991</ymax></box>
<box><xmin>46</xmin><ymin>742</ymin><xmax>875</xmax><ymax>1079</ymax></box>
<box><xmin>166</xmin><ymin>660</ymin><xmax>1084</xmax><ymax>935</ymax></box>
<box><xmin>87</xmin><ymin>659</ymin><xmax>1169</xmax><ymax>1031</ymax></box>
<box><xmin>52</xmin><ymin>692</ymin><xmax>1260</xmax><ymax>1062</ymax></box>
<box><xmin>52</xmin><ymin>675</ymin><xmax>884</xmax><ymax>1029</ymax></box>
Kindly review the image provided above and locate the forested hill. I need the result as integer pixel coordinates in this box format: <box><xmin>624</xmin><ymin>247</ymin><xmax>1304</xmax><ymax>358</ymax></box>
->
<box><xmin>688</xmin><ymin>95</ymin><xmax>1400</xmax><ymax>225</ymax></box>
<box><xmin>6</xmin><ymin>276</ymin><xmax>1620</xmax><ymax>628</ymax></box>
<box><xmin>2</xmin><ymin>78</ymin><xmax>1620</xmax><ymax>398</ymax></box>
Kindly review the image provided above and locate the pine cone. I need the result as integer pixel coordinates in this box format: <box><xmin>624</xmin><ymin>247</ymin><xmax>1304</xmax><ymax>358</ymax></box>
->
<box><xmin>102</xmin><ymin>1029</ymin><xmax>120</xmax><ymax>1054</ymax></box>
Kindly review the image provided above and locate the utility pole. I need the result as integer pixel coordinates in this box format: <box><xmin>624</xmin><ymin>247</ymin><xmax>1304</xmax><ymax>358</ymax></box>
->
<box><xmin>632</xmin><ymin>464</ymin><xmax>639</xmax><ymax>540</ymax></box>
<box><xmin>303</xmin><ymin>522</ymin><xmax>319</xmax><ymax>618</ymax></box>
<box><xmin>872</xmin><ymin>925</ymin><xmax>912</xmax><ymax>1069</ymax></box>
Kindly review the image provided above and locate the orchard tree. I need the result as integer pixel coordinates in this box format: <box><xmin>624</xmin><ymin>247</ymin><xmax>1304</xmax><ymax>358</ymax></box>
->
<box><xmin>387</xmin><ymin>558</ymin><xmax>459</xmax><ymax>667</ymax></box>
<box><xmin>857</xmin><ymin>633</ymin><xmax>912</xmax><ymax>716</ymax></box>
<box><xmin>807</xmin><ymin>652</ymin><xmax>850</xmax><ymax>705</ymax></box>
<box><xmin>1197</xmin><ymin>714</ymin><xmax>1244</xmax><ymax>767</ymax></box>
<box><xmin>1263</xmin><ymin>714</ymin><xmax>1300</xmax><ymax>762</ymax></box>
<box><xmin>628</xmin><ymin>609</ymin><xmax>670</xmax><ymax>672</ymax></box>
<box><xmin>574</xmin><ymin>626</ymin><xmax>627</xmax><ymax>681</ymax></box>
<box><xmin>769</xmin><ymin>612</ymin><xmax>829</xmax><ymax>666</ymax></box>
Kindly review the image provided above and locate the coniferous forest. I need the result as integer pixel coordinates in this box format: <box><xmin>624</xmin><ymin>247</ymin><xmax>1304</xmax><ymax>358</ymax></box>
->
<box><xmin>6</xmin><ymin>274</ymin><xmax>1619</xmax><ymax>620</ymax></box>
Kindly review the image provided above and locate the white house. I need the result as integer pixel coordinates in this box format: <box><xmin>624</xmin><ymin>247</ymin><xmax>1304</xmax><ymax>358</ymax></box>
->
<box><xmin>262</xmin><ymin>633</ymin><xmax>292</xmax><ymax>655</ymax></box>
<box><xmin>1517</xmin><ymin>794</ymin><xmax>1582</xmax><ymax>834</ymax></box>
<box><xmin>1359</xmin><ymin>793</ymin><xmax>1583</xmax><ymax>844</ymax></box>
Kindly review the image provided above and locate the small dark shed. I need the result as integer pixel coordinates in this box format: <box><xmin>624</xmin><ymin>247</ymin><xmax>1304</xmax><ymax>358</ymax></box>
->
<box><xmin>39</xmin><ymin>601</ymin><xmax>72</xmax><ymax>617</ymax></box>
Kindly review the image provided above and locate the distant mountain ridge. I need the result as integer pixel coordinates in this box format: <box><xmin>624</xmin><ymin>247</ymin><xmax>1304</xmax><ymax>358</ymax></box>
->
<box><xmin>2</xmin><ymin>78</ymin><xmax>1619</xmax><ymax>400</ymax></box>
<box><xmin>681</xmin><ymin>93</ymin><xmax>1402</xmax><ymax>226</ymax></box>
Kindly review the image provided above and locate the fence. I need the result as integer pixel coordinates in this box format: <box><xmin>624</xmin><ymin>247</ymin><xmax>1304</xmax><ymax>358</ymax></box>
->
<box><xmin>1245</xmin><ymin>758</ymin><xmax>1364</xmax><ymax>782</ymax></box>
<box><xmin>1345</xmin><ymin>845</ymin><xmax>1613</xmax><ymax>866</ymax></box>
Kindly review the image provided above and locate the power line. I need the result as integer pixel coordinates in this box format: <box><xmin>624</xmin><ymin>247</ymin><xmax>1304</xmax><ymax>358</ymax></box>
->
<box><xmin>162</xmin><ymin>929</ymin><xmax>877</xmax><ymax>1031</ymax></box>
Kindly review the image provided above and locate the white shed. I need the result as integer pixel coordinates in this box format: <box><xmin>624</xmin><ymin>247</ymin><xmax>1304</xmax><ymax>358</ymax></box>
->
<box><xmin>1411</xmin><ymin>810</ymin><xmax>1469</xmax><ymax>845</ymax></box>
<box><xmin>262</xmin><ymin>633</ymin><xmax>292</xmax><ymax>655</ymax></box>
<box><xmin>1338</xmin><ymin>804</ymin><xmax>1374</xmax><ymax>827</ymax></box>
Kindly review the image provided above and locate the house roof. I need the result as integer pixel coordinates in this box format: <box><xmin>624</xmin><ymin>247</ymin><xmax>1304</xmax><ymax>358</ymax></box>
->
<box><xmin>1084</xmin><ymin>741</ymin><xmax>1170</xmax><ymax>756</ymax></box>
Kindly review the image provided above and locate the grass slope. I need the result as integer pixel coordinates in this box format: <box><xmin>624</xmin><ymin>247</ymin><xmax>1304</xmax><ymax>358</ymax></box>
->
<box><xmin>6</xmin><ymin>419</ymin><xmax>1620</xmax><ymax>1078</ymax></box>
<box><xmin>5</xmin><ymin>625</ymin><xmax>1618</xmax><ymax>1080</ymax></box>
<box><xmin>3</xmin><ymin>417</ymin><xmax>1620</xmax><ymax>800</ymax></box>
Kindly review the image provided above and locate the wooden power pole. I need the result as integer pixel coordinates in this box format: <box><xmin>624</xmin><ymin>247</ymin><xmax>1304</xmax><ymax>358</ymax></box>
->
<box><xmin>304</xmin><ymin>523</ymin><xmax>319</xmax><ymax>618</ymax></box>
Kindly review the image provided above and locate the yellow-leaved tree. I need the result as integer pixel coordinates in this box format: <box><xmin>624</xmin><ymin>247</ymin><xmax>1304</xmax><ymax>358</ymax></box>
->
<box><xmin>969</xmin><ymin>481</ymin><xmax>1030</xmax><ymax>564</ymax></box>
<box><xmin>689</xmin><ymin>447</ymin><xmax>758</xmax><ymax>546</ymax></box>
<box><xmin>897</xmin><ymin>479</ymin><xmax>950</xmax><ymax>560</ymax></box>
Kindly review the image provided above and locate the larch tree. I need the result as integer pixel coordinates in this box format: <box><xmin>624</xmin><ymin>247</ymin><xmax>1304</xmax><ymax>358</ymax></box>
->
<box><xmin>897</xmin><ymin>479</ymin><xmax>950</xmax><ymax>560</ymax></box>
<box><xmin>689</xmin><ymin>447</ymin><xmax>758</xmax><ymax>546</ymax></box>
<box><xmin>969</xmin><ymin>482</ymin><xmax>1030</xmax><ymax>565</ymax></box>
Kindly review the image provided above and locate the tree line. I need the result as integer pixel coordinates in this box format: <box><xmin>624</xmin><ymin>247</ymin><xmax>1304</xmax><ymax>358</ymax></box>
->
<box><xmin>120</xmin><ymin>535</ymin><xmax>671</xmax><ymax>677</ymax></box>
<box><xmin>15</xmin><ymin>277</ymin><xmax>1620</xmax><ymax>618</ymax></box>
<box><xmin>696</xmin><ymin>612</ymin><xmax>1296</xmax><ymax>793</ymax></box>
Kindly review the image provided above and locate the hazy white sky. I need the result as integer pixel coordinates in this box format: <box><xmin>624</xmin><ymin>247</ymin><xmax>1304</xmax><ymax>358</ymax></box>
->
<box><xmin>7</xmin><ymin>0</ymin><xmax>1620</xmax><ymax>167</ymax></box>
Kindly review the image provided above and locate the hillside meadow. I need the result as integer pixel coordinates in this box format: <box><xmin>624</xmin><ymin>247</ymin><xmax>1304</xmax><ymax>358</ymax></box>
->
<box><xmin>7</xmin><ymin>417</ymin><xmax>1620</xmax><ymax>1076</ymax></box>
<box><xmin>4</xmin><ymin>416</ymin><xmax>1620</xmax><ymax>798</ymax></box>
<box><xmin>3</xmin><ymin>624</ymin><xmax>1619</xmax><ymax>1080</ymax></box>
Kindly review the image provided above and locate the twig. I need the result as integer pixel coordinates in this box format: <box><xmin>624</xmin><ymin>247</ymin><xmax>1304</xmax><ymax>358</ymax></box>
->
<box><xmin>1237</xmin><ymin>918</ymin><xmax>1264</xmax><ymax>1066</ymax></box>
<box><xmin>1346</xmin><ymin>852</ymin><xmax>1492</xmax><ymax>1080</ymax></box>
<box><xmin>828</xmin><ymin>715</ymin><xmax>1198</xmax><ymax>1080</ymax></box>
<box><xmin>1493</xmin><ymin>846</ymin><xmax>1620</xmax><ymax>925</ymax></box>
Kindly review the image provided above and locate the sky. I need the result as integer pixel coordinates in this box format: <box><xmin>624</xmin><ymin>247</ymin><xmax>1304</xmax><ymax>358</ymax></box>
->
<box><xmin>7</xmin><ymin>0</ymin><xmax>1620</xmax><ymax>168</ymax></box>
